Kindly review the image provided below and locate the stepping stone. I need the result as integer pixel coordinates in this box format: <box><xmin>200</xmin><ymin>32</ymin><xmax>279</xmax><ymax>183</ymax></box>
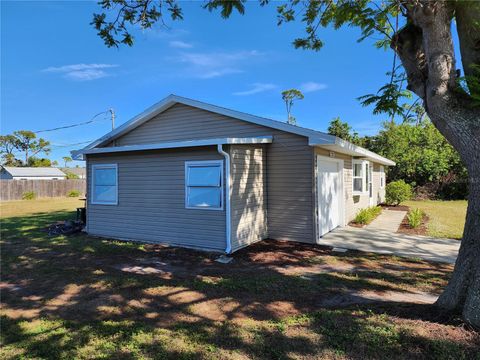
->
<box><xmin>215</xmin><ymin>255</ymin><xmax>233</xmax><ymax>264</ymax></box>
<box><xmin>332</xmin><ymin>247</ymin><xmax>348</xmax><ymax>253</ymax></box>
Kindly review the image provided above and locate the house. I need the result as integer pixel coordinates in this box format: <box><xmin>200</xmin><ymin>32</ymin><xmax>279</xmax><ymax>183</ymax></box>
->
<box><xmin>0</xmin><ymin>166</ymin><xmax>66</xmax><ymax>180</ymax></box>
<box><xmin>61</xmin><ymin>167</ymin><xmax>86</xmax><ymax>179</ymax></box>
<box><xmin>72</xmin><ymin>95</ymin><xmax>395</xmax><ymax>253</ymax></box>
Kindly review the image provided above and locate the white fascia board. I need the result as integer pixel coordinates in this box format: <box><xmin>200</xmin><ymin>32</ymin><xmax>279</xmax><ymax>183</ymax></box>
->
<box><xmin>309</xmin><ymin>137</ymin><xmax>396</xmax><ymax>166</ymax></box>
<box><xmin>72</xmin><ymin>136</ymin><xmax>273</xmax><ymax>159</ymax></box>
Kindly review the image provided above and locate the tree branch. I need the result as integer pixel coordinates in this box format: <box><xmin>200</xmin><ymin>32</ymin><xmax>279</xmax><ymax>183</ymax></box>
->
<box><xmin>410</xmin><ymin>1</ymin><xmax>456</xmax><ymax>96</ymax></box>
<box><xmin>455</xmin><ymin>0</ymin><xmax>480</xmax><ymax>97</ymax></box>
<box><xmin>391</xmin><ymin>22</ymin><xmax>427</xmax><ymax>100</ymax></box>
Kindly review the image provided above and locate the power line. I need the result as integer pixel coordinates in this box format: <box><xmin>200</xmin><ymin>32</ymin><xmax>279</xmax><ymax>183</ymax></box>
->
<box><xmin>34</xmin><ymin>111</ymin><xmax>110</xmax><ymax>133</ymax></box>
<box><xmin>8</xmin><ymin>140</ymin><xmax>93</xmax><ymax>156</ymax></box>
<box><xmin>49</xmin><ymin>140</ymin><xmax>94</xmax><ymax>149</ymax></box>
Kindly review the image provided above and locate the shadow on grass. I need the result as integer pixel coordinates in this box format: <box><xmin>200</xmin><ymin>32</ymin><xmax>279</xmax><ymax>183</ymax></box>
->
<box><xmin>1</xmin><ymin>211</ymin><xmax>477</xmax><ymax>359</ymax></box>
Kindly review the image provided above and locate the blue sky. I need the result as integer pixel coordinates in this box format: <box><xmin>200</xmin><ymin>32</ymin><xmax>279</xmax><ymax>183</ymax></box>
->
<box><xmin>2</xmin><ymin>1</ymin><xmax>399</xmax><ymax>166</ymax></box>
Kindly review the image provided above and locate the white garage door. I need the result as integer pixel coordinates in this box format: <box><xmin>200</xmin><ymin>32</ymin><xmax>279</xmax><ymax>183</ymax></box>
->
<box><xmin>317</xmin><ymin>157</ymin><xmax>342</xmax><ymax>237</ymax></box>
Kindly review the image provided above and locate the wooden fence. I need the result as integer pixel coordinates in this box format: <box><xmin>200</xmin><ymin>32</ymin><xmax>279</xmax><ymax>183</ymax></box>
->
<box><xmin>0</xmin><ymin>180</ymin><xmax>86</xmax><ymax>201</ymax></box>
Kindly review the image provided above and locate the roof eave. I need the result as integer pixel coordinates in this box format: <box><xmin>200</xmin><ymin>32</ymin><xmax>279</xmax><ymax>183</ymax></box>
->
<box><xmin>309</xmin><ymin>137</ymin><xmax>396</xmax><ymax>166</ymax></box>
<box><xmin>72</xmin><ymin>136</ymin><xmax>273</xmax><ymax>159</ymax></box>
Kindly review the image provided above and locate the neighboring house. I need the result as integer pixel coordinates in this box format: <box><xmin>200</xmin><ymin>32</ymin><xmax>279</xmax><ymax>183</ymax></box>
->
<box><xmin>0</xmin><ymin>166</ymin><xmax>66</xmax><ymax>180</ymax></box>
<box><xmin>61</xmin><ymin>167</ymin><xmax>86</xmax><ymax>179</ymax></box>
<box><xmin>73</xmin><ymin>95</ymin><xmax>394</xmax><ymax>253</ymax></box>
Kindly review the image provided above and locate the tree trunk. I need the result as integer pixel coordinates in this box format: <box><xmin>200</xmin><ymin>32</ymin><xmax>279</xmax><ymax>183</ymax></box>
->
<box><xmin>430</xmin><ymin>104</ymin><xmax>480</xmax><ymax>328</ymax></box>
<box><xmin>393</xmin><ymin>1</ymin><xmax>480</xmax><ymax>329</ymax></box>
<box><xmin>439</xmin><ymin>167</ymin><xmax>480</xmax><ymax>326</ymax></box>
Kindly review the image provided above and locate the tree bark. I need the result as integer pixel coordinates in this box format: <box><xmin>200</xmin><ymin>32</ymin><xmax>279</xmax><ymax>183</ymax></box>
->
<box><xmin>455</xmin><ymin>1</ymin><xmax>480</xmax><ymax>79</ymax></box>
<box><xmin>394</xmin><ymin>0</ymin><xmax>480</xmax><ymax>329</ymax></box>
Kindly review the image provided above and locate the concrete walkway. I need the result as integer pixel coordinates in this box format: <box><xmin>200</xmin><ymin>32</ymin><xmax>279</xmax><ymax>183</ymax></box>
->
<box><xmin>366</xmin><ymin>209</ymin><xmax>407</xmax><ymax>232</ymax></box>
<box><xmin>320</xmin><ymin>226</ymin><xmax>460</xmax><ymax>264</ymax></box>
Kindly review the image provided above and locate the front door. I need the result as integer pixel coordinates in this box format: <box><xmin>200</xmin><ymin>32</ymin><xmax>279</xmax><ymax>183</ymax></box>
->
<box><xmin>317</xmin><ymin>157</ymin><xmax>342</xmax><ymax>237</ymax></box>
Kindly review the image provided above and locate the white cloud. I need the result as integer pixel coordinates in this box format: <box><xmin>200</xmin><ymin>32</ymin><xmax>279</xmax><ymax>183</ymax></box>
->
<box><xmin>233</xmin><ymin>83</ymin><xmax>277</xmax><ymax>96</ymax></box>
<box><xmin>176</xmin><ymin>50</ymin><xmax>262</xmax><ymax>79</ymax></box>
<box><xmin>299</xmin><ymin>81</ymin><xmax>328</xmax><ymax>93</ymax></box>
<box><xmin>144</xmin><ymin>28</ymin><xmax>190</xmax><ymax>39</ymax></box>
<box><xmin>169</xmin><ymin>40</ymin><xmax>193</xmax><ymax>49</ymax></box>
<box><xmin>42</xmin><ymin>63</ymin><xmax>118</xmax><ymax>81</ymax></box>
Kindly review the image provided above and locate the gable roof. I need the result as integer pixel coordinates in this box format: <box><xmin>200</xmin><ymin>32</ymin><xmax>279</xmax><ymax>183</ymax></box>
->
<box><xmin>1</xmin><ymin>167</ymin><xmax>66</xmax><ymax>177</ymax></box>
<box><xmin>60</xmin><ymin>167</ymin><xmax>86</xmax><ymax>176</ymax></box>
<box><xmin>74</xmin><ymin>94</ymin><xmax>395</xmax><ymax>166</ymax></box>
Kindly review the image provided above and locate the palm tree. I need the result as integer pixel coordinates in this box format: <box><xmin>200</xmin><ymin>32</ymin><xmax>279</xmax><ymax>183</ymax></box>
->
<box><xmin>62</xmin><ymin>156</ymin><xmax>72</xmax><ymax>168</ymax></box>
<box><xmin>281</xmin><ymin>89</ymin><xmax>304</xmax><ymax>125</ymax></box>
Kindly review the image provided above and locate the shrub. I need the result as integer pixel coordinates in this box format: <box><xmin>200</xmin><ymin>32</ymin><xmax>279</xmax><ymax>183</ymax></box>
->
<box><xmin>22</xmin><ymin>191</ymin><xmax>36</xmax><ymax>200</ymax></box>
<box><xmin>66</xmin><ymin>172</ymin><xmax>79</xmax><ymax>179</ymax></box>
<box><xmin>68</xmin><ymin>190</ymin><xmax>81</xmax><ymax>197</ymax></box>
<box><xmin>386</xmin><ymin>180</ymin><xmax>412</xmax><ymax>205</ymax></box>
<box><xmin>407</xmin><ymin>208</ymin><xmax>424</xmax><ymax>229</ymax></box>
<box><xmin>354</xmin><ymin>206</ymin><xmax>382</xmax><ymax>225</ymax></box>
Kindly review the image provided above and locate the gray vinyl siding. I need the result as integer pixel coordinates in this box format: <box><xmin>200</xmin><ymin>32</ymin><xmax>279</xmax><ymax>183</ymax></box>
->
<box><xmin>86</xmin><ymin>146</ymin><xmax>226</xmax><ymax>251</ymax></box>
<box><xmin>111</xmin><ymin>103</ymin><xmax>315</xmax><ymax>244</ymax></box>
<box><xmin>348</xmin><ymin>161</ymin><xmax>385</xmax><ymax>221</ymax></box>
<box><xmin>229</xmin><ymin>144</ymin><xmax>267</xmax><ymax>251</ymax></box>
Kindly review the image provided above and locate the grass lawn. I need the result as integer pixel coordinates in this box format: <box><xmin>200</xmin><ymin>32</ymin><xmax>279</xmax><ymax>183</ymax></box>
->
<box><xmin>1</xmin><ymin>198</ymin><xmax>478</xmax><ymax>359</ymax></box>
<box><xmin>404</xmin><ymin>200</ymin><xmax>467</xmax><ymax>239</ymax></box>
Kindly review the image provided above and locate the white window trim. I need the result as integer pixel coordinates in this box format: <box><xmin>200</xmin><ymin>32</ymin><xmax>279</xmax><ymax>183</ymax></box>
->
<box><xmin>185</xmin><ymin>160</ymin><xmax>224</xmax><ymax>211</ymax></box>
<box><xmin>352</xmin><ymin>159</ymin><xmax>369</xmax><ymax>195</ymax></box>
<box><xmin>91</xmin><ymin>164</ymin><xmax>118</xmax><ymax>205</ymax></box>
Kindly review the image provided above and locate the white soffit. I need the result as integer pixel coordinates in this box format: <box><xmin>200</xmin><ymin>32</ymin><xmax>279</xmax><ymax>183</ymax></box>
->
<box><xmin>310</xmin><ymin>138</ymin><xmax>396</xmax><ymax>166</ymax></box>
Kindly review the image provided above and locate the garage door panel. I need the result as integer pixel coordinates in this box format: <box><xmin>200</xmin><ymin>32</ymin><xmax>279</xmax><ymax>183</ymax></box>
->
<box><xmin>317</xmin><ymin>157</ymin><xmax>342</xmax><ymax>237</ymax></box>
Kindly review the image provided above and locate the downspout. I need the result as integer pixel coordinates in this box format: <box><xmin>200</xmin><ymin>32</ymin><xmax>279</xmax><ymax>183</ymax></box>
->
<box><xmin>217</xmin><ymin>144</ymin><xmax>232</xmax><ymax>254</ymax></box>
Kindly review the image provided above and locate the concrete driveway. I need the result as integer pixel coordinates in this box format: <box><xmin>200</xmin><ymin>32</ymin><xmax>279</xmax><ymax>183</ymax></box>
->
<box><xmin>320</xmin><ymin>226</ymin><xmax>460</xmax><ymax>264</ymax></box>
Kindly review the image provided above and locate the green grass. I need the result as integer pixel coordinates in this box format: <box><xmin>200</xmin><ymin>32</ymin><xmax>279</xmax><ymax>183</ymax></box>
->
<box><xmin>404</xmin><ymin>200</ymin><xmax>467</xmax><ymax>239</ymax></box>
<box><xmin>407</xmin><ymin>208</ymin><xmax>424</xmax><ymax>229</ymax></box>
<box><xmin>1</xmin><ymin>198</ymin><xmax>478</xmax><ymax>359</ymax></box>
<box><xmin>353</xmin><ymin>206</ymin><xmax>382</xmax><ymax>225</ymax></box>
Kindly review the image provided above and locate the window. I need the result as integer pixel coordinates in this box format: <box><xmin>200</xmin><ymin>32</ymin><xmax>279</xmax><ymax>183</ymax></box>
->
<box><xmin>91</xmin><ymin>164</ymin><xmax>118</xmax><ymax>205</ymax></box>
<box><xmin>185</xmin><ymin>160</ymin><xmax>223</xmax><ymax>210</ymax></box>
<box><xmin>365</xmin><ymin>163</ymin><xmax>370</xmax><ymax>186</ymax></box>
<box><xmin>353</xmin><ymin>160</ymin><xmax>371</xmax><ymax>194</ymax></box>
<box><xmin>353</xmin><ymin>161</ymin><xmax>364</xmax><ymax>193</ymax></box>
<box><xmin>380</xmin><ymin>166</ymin><xmax>385</xmax><ymax>188</ymax></box>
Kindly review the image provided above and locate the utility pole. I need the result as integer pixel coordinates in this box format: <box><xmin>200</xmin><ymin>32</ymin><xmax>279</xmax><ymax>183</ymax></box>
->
<box><xmin>109</xmin><ymin>108</ymin><xmax>115</xmax><ymax>130</ymax></box>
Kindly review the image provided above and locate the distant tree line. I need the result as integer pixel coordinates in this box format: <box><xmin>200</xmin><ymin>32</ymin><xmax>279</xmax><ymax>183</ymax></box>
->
<box><xmin>327</xmin><ymin>115</ymin><xmax>467</xmax><ymax>200</ymax></box>
<box><xmin>0</xmin><ymin>130</ymin><xmax>51</xmax><ymax>167</ymax></box>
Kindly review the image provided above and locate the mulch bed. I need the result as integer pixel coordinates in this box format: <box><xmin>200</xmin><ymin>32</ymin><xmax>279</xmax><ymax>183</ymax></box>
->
<box><xmin>348</xmin><ymin>222</ymin><xmax>366</xmax><ymax>228</ymax></box>
<box><xmin>398</xmin><ymin>213</ymin><xmax>429</xmax><ymax>236</ymax></box>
